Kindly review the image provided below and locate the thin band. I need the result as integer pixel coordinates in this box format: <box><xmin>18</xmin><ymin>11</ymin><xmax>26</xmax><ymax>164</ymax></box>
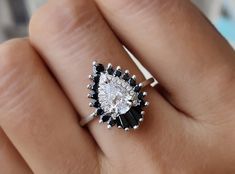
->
<box><xmin>80</xmin><ymin>77</ymin><xmax>154</xmax><ymax>126</ymax></box>
<box><xmin>140</xmin><ymin>77</ymin><xmax>155</xmax><ymax>88</ymax></box>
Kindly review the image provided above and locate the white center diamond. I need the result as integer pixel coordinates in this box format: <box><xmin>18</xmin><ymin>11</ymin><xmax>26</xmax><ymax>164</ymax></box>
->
<box><xmin>98</xmin><ymin>73</ymin><xmax>138</xmax><ymax>118</ymax></box>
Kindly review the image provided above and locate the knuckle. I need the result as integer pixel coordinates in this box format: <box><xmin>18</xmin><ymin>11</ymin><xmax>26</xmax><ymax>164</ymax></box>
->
<box><xmin>29</xmin><ymin>0</ymin><xmax>99</xmax><ymax>39</ymax></box>
<box><xmin>104</xmin><ymin>0</ymin><xmax>176</xmax><ymax>15</ymax></box>
<box><xmin>211</xmin><ymin>68</ymin><xmax>235</xmax><ymax>96</ymax></box>
<box><xmin>202</xmin><ymin>66</ymin><xmax>235</xmax><ymax>113</ymax></box>
<box><xmin>0</xmin><ymin>39</ymin><xmax>36</xmax><ymax>112</ymax></box>
<box><xmin>0</xmin><ymin>39</ymin><xmax>29</xmax><ymax>76</ymax></box>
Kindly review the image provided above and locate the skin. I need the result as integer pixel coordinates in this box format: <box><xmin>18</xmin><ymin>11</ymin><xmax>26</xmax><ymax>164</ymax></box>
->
<box><xmin>0</xmin><ymin>0</ymin><xmax>235</xmax><ymax>173</ymax></box>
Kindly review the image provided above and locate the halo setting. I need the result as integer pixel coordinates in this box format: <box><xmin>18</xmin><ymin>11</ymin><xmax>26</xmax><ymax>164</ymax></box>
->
<box><xmin>87</xmin><ymin>61</ymin><xmax>150</xmax><ymax>130</ymax></box>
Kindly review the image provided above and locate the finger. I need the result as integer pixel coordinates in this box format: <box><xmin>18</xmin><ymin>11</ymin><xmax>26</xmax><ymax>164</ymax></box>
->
<box><xmin>94</xmin><ymin>0</ymin><xmax>235</xmax><ymax>119</ymax></box>
<box><xmin>0</xmin><ymin>128</ymin><xmax>32</xmax><ymax>174</ymax></box>
<box><xmin>29</xmin><ymin>0</ymin><xmax>185</xmax><ymax>166</ymax></box>
<box><xmin>0</xmin><ymin>39</ymin><xmax>98</xmax><ymax>174</ymax></box>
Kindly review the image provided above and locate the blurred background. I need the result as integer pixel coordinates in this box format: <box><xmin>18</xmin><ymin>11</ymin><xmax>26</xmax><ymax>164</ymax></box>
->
<box><xmin>0</xmin><ymin>0</ymin><xmax>235</xmax><ymax>48</ymax></box>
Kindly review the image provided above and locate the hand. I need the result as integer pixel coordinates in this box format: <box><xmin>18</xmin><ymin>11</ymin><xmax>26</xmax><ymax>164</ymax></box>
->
<box><xmin>0</xmin><ymin>0</ymin><xmax>235</xmax><ymax>173</ymax></box>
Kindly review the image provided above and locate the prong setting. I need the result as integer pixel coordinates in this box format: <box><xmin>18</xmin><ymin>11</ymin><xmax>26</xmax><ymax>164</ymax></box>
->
<box><xmin>107</xmin><ymin>63</ymin><xmax>112</xmax><ymax>68</ymax></box>
<box><xmin>143</xmin><ymin>92</ymin><xmax>147</xmax><ymax>96</ymax></box>
<box><xmin>116</xmin><ymin>66</ymin><xmax>121</xmax><ymax>70</ymax></box>
<box><xmin>88</xmin><ymin>75</ymin><xmax>93</xmax><ymax>80</ymax></box>
<box><xmin>92</xmin><ymin>61</ymin><xmax>97</xmax><ymax>66</ymax></box>
<box><xmin>87</xmin><ymin>84</ymin><xmax>92</xmax><ymax>89</ymax></box>
<box><xmin>133</xmin><ymin>125</ymin><xmax>139</xmax><ymax>130</ymax></box>
<box><xmin>144</xmin><ymin>101</ymin><xmax>149</xmax><ymax>106</ymax></box>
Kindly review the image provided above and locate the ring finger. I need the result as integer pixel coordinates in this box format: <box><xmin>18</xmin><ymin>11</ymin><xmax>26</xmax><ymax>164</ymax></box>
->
<box><xmin>29</xmin><ymin>0</ymin><xmax>185</xmax><ymax>170</ymax></box>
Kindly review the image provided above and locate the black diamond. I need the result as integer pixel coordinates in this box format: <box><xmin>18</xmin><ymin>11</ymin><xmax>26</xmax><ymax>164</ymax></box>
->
<box><xmin>128</xmin><ymin>78</ymin><xmax>136</xmax><ymax>86</ymax></box>
<box><xmin>93</xmin><ymin>75</ymin><xmax>100</xmax><ymax>83</ymax></box>
<box><xmin>101</xmin><ymin>115</ymin><xmax>110</xmax><ymax>122</ymax></box>
<box><xmin>93</xmin><ymin>64</ymin><xmax>104</xmax><ymax>74</ymax></box>
<box><xmin>90</xmin><ymin>93</ymin><xmax>98</xmax><ymax>99</ymax></box>
<box><xmin>107</xmin><ymin>67</ymin><xmax>114</xmax><ymax>75</ymax></box>
<box><xmin>93</xmin><ymin>101</ymin><xmax>100</xmax><ymax>108</ymax></box>
<box><xmin>116</xmin><ymin>117</ymin><xmax>122</xmax><ymax>127</ymax></box>
<box><xmin>114</xmin><ymin>70</ymin><xmax>122</xmax><ymax>77</ymax></box>
<box><xmin>119</xmin><ymin>115</ymin><xmax>129</xmax><ymax>129</ymax></box>
<box><xmin>130</xmin><ymin>108</ymin><xmax>142</xmax><ymax>121</ymax></box>
<box><xmin>125</xmin><ymin>111</ymin><xmax>138</xmax><ymax>128</ymax></box>
<box><xmin>97</xmin><ymin>108</ymin><xmax>104</xmax><ymax>115</ymax></box>
<box><xmin>139</xmin><ymin>100</ymin><xmax>146</xmax><ymax>107</ymax></box>
<box><xmin>122</xmin><ymin>73</ymin><xmax>130</xmax><ymax>81</ymax></box>
<box><xmin>138</xmin><ymin>92</ymin><xmax>145</xmax><ymax>100</ymax></box>
<box><xmin>133</xmin><ymin>106</ymin><xmax>142</xmax><ymax>113</ymax></box>
<box><xmin>91</xmin><ymin>83</ymin><xmax>98</xmax><ymax>91</ymax></box>
<box><xmin>108</xmin><ymin>118</ymin><xmax>116</xmax><ymax>127</ymax></box>
<box><xmin>133</xmin><ymin>85</ymin><xmax>141</xmax><ymax>92</ymax></box>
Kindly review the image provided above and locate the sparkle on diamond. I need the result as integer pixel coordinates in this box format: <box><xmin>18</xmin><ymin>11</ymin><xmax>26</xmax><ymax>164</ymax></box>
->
<box><xmin>98</xmin><ymin>73</ymin><xmax>138</xmax><ymax>118</ymax></box>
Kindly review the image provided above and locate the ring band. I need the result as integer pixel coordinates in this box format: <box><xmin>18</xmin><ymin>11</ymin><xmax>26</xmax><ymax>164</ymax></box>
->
<box><xmin>80</xmin><ymin>61</ymin><xmax>154</xmax><ymax>131</ymax></box>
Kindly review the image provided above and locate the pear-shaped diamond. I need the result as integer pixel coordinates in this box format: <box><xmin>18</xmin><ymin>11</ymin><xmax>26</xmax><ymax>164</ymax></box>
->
<box><xmin>98</xmin><ymin>73</ymin><xmax>138</xmax><ymax>118</ymax></box>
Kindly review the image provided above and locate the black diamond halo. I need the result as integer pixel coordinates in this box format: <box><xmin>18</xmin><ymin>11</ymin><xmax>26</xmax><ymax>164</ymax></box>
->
<box><xmin>87</xmin><ymin>61</ymin><xmax>148</xmax><ymax>131</ymax></box>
